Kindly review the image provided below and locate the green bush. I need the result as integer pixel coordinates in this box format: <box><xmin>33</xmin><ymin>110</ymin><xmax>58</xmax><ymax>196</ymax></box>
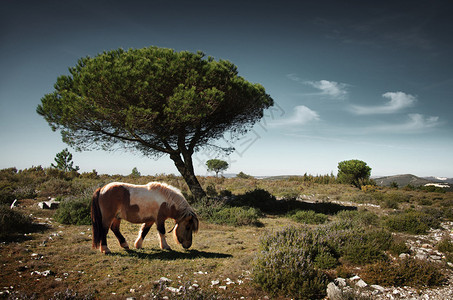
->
<box><xmin>0</xmin><ymin>184</ymin><xmax>16</xmax><ymax>205</ymax></box>
<box><xmin>253</xmin><ymin>227</ymin><xmax>329</xmax><ymax>299</ymax></box>
<box><xmin>340</xmin><ymin>229</ymin><xmax>392</xmax><ymax>264</ymax></box>
<box><xmin>253</xmin><ymin>223</ymin><xmax>396</xmax><ymax>298</ymax></box>
<box><xmin>383</xmin><ymin>210</ymin><xmax>440</xmax><ymax>234</ymax></box>
<box><xmin>0</xmin><ymin>205</ymin><xmax>34</xmax><ymax>239</ymax></box>
<box><xmin>289</xmin><ymin>210</ymin><xmax>328</xmax><ymax>224</ymax></box>
<box><xmin>230</xmin><ymin>188</ymin><xmax>277</xmax><ymax>213</ymax></box>
<box><xmin>253</xmin><ymin>247</ymin><xmax>328</xmax><ymax>299</ymax></box>
<box><xmin>195</xmin><ymin>198</ymin><xmax>263</xmax><ymax>226</ymax></box>
<box><xmin>38</xmin><ymin>178</ymin><xmax>74</xmax><ymax>197</ymax></box>
<box><xmin>54</xmin><ymin>197</ymin><xmax>91</xmax><ymax>225</ymax></box>
<box><xmin>361</xmin><ymin>257</ymin><xmax>446</xmax><ymax>287</ymax></box>
<box><xmin>437</xmin><ymin>238</ymin><xmax>453</xmax><ymax>253</ymax></box>
<box><xmin>335</xmin><ymin>210</ymin><xmax>379</xmax><ymax>228</ymax></box>
<box><xmin>213</xmin><ymin>206</ymin><xmax>262</xmax><ymax>226</ymax></box>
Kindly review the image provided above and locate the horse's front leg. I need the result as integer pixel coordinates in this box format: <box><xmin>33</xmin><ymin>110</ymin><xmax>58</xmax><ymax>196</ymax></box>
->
<box><xmin>158</xmin><ymin>231</ymin><xmax>171</xmax><ymax>250</ymax></box>
<box><xmin>135</xmin><ymin>222</ymin><xmax>153</xmax><ymax>249</ymax></box>
<box><xmin>156</xmin><ymin>220</ymin><xmax>171</xmax><ymax>250</ymax></box>
<box><xmin>110</xmin><ymin>218</ymin><xmax>129</xmax><ymax>250</ymax></box>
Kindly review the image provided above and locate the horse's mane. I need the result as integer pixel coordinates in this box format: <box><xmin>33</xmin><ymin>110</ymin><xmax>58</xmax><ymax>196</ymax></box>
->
<box><xmin>147</xmin><ymin>182</ymin><xmax>195</xmax><ymax>218</ymax></box>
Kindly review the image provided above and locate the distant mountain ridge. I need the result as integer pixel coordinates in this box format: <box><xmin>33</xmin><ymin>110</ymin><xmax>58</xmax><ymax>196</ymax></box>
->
<box><xmin>374</xmin><ymin>174</ymin><xmax>453</xmax><ymax>187</ymax></box>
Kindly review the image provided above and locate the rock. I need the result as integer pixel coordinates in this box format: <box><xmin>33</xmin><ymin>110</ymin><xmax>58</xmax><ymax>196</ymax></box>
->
<box><xmin>158</xmin><ymin>277</ymin><xmax>172</xmax><ymax>283</ymax></box>
<box><xmin>399</xmin><ymin>253</ymin><xmax>410</xmax><ymax>259</ymax></box>
<box><xmin>415</xmin><ymin>253</ymin><xmax>427</xmax><ymax>260</ymax></box>
<box><xmin>371</xmin><ymin>284</ymin><xmax>385</xmax><ymax>291</ymax></box>
<box><xmin>211</xmin><ymin>280</ymin><xmax>220</xmax><ymax>286</ymax></box>
<box><xmin>166</xmin><ymin>286</ymin><xmax>180</xmax><ymax>293</ymax></box>
<box><xmin>327</xmin><ymin>282</ymin><xmax>343</xmax><ymax>300</ymax></box>
<box><xmin>10</xmin><ymin>199</ymin><xmax>18</xmax><ymax>209</ymax></box>
<box><xmin>350</xmin><ymin>275</ymin><xmax>361</xmax><ymax>281</ymax></box>
<box><xmin>356</xmin><ymin>279</ymin><xmax>368</xmax><ymax>288</ymax></box>
<box><xmin>335</xmin><ymin>277</ymin><xmax>347</xmax><ymax>287</ymax></box>
<box><xmin>38</xmin><ymin>200</ymin><xmax>59</xmax><ymax>209</ymax></box>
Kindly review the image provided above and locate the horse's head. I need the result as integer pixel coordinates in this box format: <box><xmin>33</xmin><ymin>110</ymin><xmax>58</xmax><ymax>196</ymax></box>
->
<box><xmin>173</xmin><ymin>212</ymin><xmax>199</xmax><ymax>249</ymax></box>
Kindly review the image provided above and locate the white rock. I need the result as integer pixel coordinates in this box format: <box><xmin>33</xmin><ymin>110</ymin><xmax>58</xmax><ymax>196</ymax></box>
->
<box><xmin>211</xmin><ymin>280</ymin><xmax>220</xmax><ymax>286</ymax></box>
<box><xmin>326</xmin><ymin>282</ymin><xmax>342</xmax><ymax>300</ymax></box>
<box><xmin>335</xmin><ymin>277</ymin><xmax>347</xmax><ymax>287</ymax></box>
<box><xmin>218</xmin><ymin>286</ymin><xmax>227</xmax><ymax>290</ymax></box>
<box><xmin>356</xmin><ymin>279</ymin><xmax>368</xmax><ymax>288</ymax></box>
<box><xmin>350</xmin><ymin>275</ymin><xmax>361</xmax><ymax>281</ymax></box>
<box><xmin>166</xmin><ymin>286</ymin><xmax>180</xmax><ymax>293</ymax></box>
<box><xmin>371</xmin><ymin>284</ymin><xmax>385</xmax><ymax>292</ymax></box>
<box><xmin>159</xmin><ymin>277</ymin><xmax>172</xmax><ymax>283</ymax></box>
<box><xmin>399</xmin><ymin>253</ymin><xmax>410</xmax><ymax>259</ymax></box>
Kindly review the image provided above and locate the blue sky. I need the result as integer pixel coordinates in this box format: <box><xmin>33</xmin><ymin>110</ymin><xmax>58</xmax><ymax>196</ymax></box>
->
<box><xmin>1</xmin><ymin>0</ymin><xmax>453</xmax><ymax>177</ymax></box>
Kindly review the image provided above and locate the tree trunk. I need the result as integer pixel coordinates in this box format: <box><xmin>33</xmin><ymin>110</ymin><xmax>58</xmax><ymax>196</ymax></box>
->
<box><xmin>170</xmin><ymin>153</ymin><xmax>206</xmax><ymax>201</ymax></box>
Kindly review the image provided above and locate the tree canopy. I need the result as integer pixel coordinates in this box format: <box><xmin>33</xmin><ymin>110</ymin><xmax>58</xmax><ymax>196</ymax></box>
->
<box><xmin>206</xmin><ymin>159</ymin><xmax>229</xmax><ymax>177</ymax></box>
<box><xmin>37</xmin><ymin>47</ymin><xmax>273</xmax><ymax>199</ymax></box>
<box><xmin>337</xmin><ymin>159</ymin><xmax>372</xmax><ymax>188</ymax></box>
<box><xmin>51</xmin><ymin>148</ymin><xmax>80</xmax><ymax>172</ymax></box>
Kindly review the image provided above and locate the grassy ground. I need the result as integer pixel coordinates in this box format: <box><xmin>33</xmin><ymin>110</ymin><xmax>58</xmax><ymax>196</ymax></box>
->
<box><xmin>1</xmin><ymin>176</ymin><xmax>453</xmax><ymax>299</ymax></box>
<box><xmin>1</xmin><ymin>201</ymin><xmax>301</xmax><ymax>299</ymax></box>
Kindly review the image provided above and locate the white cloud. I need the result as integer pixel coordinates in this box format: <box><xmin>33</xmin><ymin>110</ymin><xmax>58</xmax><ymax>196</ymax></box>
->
<box><xmin>305</xmin><ymin>80</ymin><xmax>348</xmax><ymax>99</ymax></box>
<box><xmin>371</xmin><ymin>113</ymin><xmax>440</xmax><ymax>132</ymax></box>
<box><xmin>272</xmin><ymin>105</ymin><xmax>320</xmax><ymax>126</ymax></box>
<box><xmin>350</xmin><ymin>91</ymin><xmax>417</xmax><ymax>115</ymax></box>
<box><xmin>286</xmin><ymin>75</ymin><xmax>348</xmax><ymax>99</ymax></box>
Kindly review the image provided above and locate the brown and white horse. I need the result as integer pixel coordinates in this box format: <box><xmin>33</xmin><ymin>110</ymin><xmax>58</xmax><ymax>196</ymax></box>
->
<box><xmin>91</xmin><ymin>182</ymin><xmax>198</xmax><ymax>254</ymax></box>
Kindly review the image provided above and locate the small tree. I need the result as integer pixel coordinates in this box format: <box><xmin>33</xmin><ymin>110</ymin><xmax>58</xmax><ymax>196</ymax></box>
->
<box><xmin>51</xmin><ymin>148</ymin><xmax>80</xmax><ymax>172</ymax></box>
<box><xmin>237</xmin><ymin>171</ymin><xmax>253</xmax><ymax>179</ymax></box>
<box><xmin>130</xmin><ymin>167</ymin><xmax>141</xmax><ymax>177</ymax></box>
<box><xmin>206</xmin><ymin>159</ymin><xmax>229</xmax><ymax>177</ymax></box>
<box><xmin>337</xmin><ymin>159</ymin><xmax>371</xmax><ymax>188</ymax></box>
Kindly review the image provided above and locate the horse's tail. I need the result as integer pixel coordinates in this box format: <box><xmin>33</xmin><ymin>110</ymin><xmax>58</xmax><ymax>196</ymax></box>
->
<box><xmin>91</xmin><ymin>188</ymin><xmax>104</xmax><ymax>249</ymax></box>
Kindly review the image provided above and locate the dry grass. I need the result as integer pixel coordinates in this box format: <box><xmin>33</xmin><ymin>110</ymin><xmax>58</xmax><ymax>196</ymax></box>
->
<box><xmin>0</xmin><ymin>204</ymin><xmax>287</xmax><ymax>299</ymax></box>
<box><xmin>1</xmin><ymin>177</ymin><xmax>452</xmax><ymax>299</ymax></box>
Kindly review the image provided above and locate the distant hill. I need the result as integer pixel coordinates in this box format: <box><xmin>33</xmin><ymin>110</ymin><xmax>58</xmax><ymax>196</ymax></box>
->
<box><xmin>423</xmin><ymin>176</ymin><xmax>453</xmax><ymax>184</ymax></box>
<box><xmin>374</xmin><ymin>174</ymin><xmax>430</xmax><ymax>187</ymax></box>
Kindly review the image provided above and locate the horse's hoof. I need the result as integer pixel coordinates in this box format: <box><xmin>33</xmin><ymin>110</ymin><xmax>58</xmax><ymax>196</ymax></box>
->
<box><xmin>120</xmin><ymin>242</ymin><xmax>129</xmax><ymax>249</ymax></box>
<box><xmin>134</xmin><ymin>239</ymin><xmax>143</xmax><ymax>249</ymax></box>
<box><xmin>100</xmin><ymin>245</ymin><xmax>111</xmax><ymax>254</ymax></box>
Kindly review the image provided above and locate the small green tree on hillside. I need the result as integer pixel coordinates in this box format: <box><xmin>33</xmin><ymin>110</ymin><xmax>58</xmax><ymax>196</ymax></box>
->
<box><xmin>337</xmin><ymin>159</ymin><xmax>371</xmax><ymax>188</ymax></box>
<box><xmin>51</xmin><ymin>148</ymin><xmax>80</xmax><ymax>172</ymax></box>
<box><xmin>206</xmin><ymin>159</ymin><xmax>229</xmax><ymax>177</ymax></box>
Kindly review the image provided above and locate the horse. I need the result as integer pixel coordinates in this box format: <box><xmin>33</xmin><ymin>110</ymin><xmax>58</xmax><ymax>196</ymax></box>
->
<box><xmin>91</xmin><ymin>181</ymin><xmax>199</xmax><ymax>254</ymax></box>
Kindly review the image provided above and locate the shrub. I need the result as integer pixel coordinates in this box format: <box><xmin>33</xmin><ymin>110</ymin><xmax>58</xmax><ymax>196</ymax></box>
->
<box><xmin>212</xmin><ymin>206</ymin><xmax>262</xmax><ymax>226</ymax></box>
<box><xmin>437</xmin><ymin>237</ymin><xmax>453</xmax><ymax>253</ymax></box>
<box><xmin>253</xmin><ymin>247</ymin><xmax>328</xmax><ymax>299</ymax></box>
<box><xmin>389</xmin><ymin>239</ymin><xmax>411</xmax><ymax>256</ymax></box>
<box><xmin>0</xmin><ymin>183</ymin><xmax>16</xmax><ymax>205</ymax></box>
<box><xmin>383</xmin><ymin>210</ymin><xmax>440</xmax><ymax>234</ymax></box>
<box><xmin>0</xmin><ymin>205</ymin><xmax>34</xmax><ymax>239</ymax></box>
<box><xmin>361</xmin><ymin>257</ymin><xmax>446</xmax><ymax>287</ymax></box>
<box><xmin>38</xmin><ymin>178</ymin><xmax>73</xmax><ymax>197</ymax></box>
<box><xmin>229</xmin><ymin>189</ymin><xmax>277</xmax><ymax>213</ymax></box>
<box><xmin>335</xmin><ymin>210</ymin><xmax>379</xmax><ymax>228</ymax></box>
<box><xmin>289</xmin><ymin>210</ymin><xmax>328</xmax><ymax>224</ymax></box>
<box><xmin>340</xmin><ymin>229</ymin><xmax>392</xmax><ymax>264</ymax></box>
<box><xmin>195</xmin><ymin>197</ymin><xmax>263</xmax><ymax>226</ymax></box>
<box><xmin>54</xmin><ymin>197</ymin><xmax>91</xmax><ymax>225</ymax></box>
<box><xmin>253</xmin><ymin>227</ymin><xmax>329</xmax><ymax>299</ymax></box>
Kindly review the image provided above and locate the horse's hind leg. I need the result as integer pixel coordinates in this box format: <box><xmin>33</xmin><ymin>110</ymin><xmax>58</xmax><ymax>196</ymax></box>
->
<box><xmin>110</xmin><ymin>218</ymin><xmax>129</xmax><ymax>250</ymax></box>
<box><xmin>135</xmin><ymin>222</ymin><xmax>153</xmax><ymax>249</ymax></box>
